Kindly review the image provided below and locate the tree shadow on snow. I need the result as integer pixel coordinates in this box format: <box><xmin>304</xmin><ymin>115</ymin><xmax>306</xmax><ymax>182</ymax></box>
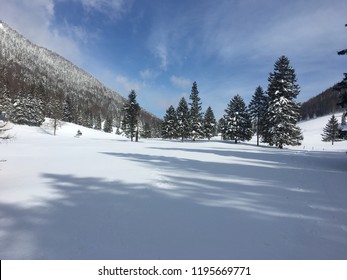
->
<box><xmin>0</xmin><ymin>147</ymin><xmax>346</xmax><ymax>260</ymax></box>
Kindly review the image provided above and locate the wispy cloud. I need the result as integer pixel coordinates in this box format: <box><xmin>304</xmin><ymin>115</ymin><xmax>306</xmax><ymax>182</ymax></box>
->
<box><xmin>114</xmin><ymin>75</ymin><xmax>141</xmax><ymax>93</ymax></box>
<box><xmin>140</xmin><ymin>69</ymin><xmax>159</xmax><ymax>80</ymax></box>
<box><xmin>75</xmin><ymin>0</ymin><xmax>133</xmax><ymax>20</ymax></box>
<box><xmin>170</xmin><ymin>75</ymin><xmax>191</xmax><ymax>90</ymax></box>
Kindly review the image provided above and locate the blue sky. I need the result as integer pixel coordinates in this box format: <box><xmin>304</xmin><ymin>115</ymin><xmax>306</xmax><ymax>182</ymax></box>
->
<box><xmin>0</xmin><ymin>0</ymin><xmax>346</xmax><ymax>118</ymax></box>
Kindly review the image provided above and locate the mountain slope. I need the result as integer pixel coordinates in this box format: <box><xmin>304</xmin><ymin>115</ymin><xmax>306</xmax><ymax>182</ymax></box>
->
<box><xmin>0</xmin><ymin>20</ymin><xmax>161</xmax><ymax>135</ymax></box>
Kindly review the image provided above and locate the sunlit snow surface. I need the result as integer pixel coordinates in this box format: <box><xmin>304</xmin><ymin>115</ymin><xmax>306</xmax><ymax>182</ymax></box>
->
<box><xmin>0</xmin><ymin>116</ymin><xmax>346</xmax><ymax>259</ymax></box>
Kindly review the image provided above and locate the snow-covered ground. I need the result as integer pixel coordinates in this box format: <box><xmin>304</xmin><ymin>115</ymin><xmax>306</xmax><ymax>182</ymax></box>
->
<box><xmin>0</xmin><ymin>116</ymin><xmax>347</xmax><ymax>260</ymax></box>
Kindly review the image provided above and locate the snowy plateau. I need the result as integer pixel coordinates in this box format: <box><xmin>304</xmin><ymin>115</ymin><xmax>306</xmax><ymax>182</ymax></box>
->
<box><xmin>0</xmin><ymin>114</ymin><xmax>347</xmax><ymax>260</ymax></box>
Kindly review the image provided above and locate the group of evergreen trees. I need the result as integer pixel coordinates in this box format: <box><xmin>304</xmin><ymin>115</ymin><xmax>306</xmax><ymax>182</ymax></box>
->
<box><xmin>162</xmin><ymin>56</ymin><xmax>304</xmax><ymax>149</ymax></box>
<box><xmin>162</xmin><ymin>81</ymin><xmax>217</xmax><ymax>141</ymax></box>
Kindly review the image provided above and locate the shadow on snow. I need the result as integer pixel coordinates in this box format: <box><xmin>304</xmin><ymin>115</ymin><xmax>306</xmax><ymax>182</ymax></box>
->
<box><xmin>1</xmin><ymin>144</ymin><xmax>347</xmax><ymax>260</ymax></box>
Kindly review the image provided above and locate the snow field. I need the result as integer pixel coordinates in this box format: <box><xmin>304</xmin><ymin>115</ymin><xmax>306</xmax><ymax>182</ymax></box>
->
<box><xmin>0</xmin><ymin>116</ymin><xmax>347</xmax><ymax>259</ymax></box>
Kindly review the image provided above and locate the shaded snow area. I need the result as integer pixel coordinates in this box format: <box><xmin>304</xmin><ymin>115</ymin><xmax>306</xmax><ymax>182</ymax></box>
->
<box><xmin>0</xmin><ymin>117</ymin><xmax>347</xmax><ymax>260</ymax></box>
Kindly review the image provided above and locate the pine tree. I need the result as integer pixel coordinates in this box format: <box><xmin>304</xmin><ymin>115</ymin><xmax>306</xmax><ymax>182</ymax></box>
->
<box><xmin>248</xmin><ymin>86</ymin><xmax>267</xmax><ymax>146</ymax></box>
<box><xmin>203</xmin><ymin>106</ymin><xmax>216</xmax><ymax>140</ymax></box>
<box><xmin>223</xmin><ymin>94</ymin><xmax>252</xmax><ymax>143</ymax></box>
<box><xmin>176</xmin><ymin>97</ymin><xmax>190</xmax><ymax>142</ymax></box>
<box><xmin>141</xmin><ymin>122</ymin><xmax>152</xmax><ymax>138</ymax></box>
<box><xmin>189</xmin><ymin>81</ymin><xmax>204</xmax><ymax>140</ymax></box>
<box><xmin>123</xmin><ymin>90</ymin><xmax>140</xmax><ymax>141</ymax></box>
<box><xmin>104</xmin><ymin>114</ymin><xmax>113</xmax><ymax>133</ymax></box>
<box><xmin>263</xmin><ymin>56</ymin><xmax>303</xmax><ymax>149</ymax></box>
<box><xmin>322</xmin><ymin>114</ymin><xmax>340</xmax><ymax>145</ymax></box>
<box><xmin>162</xmin><ymin>105</ymin><xmax>178</xmax><ymax>139</ymax></box>
<box><xmin>218</xmin><ymin>117</ymin><xmax>226</xmax><ymax>140</ymax></box>
<box><xmin>63</xmin><ymin>94</ymin><xmax>75</xmax><ymax>123</ymax></box>
<box><xmin>0</xmin><ymin>73</ymin><xmax>12</xmax><ymax>119</ymax></box>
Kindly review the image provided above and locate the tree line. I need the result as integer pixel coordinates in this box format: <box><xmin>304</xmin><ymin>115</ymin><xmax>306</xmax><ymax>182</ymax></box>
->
<box><xmin>162</xmin><ymin>56</ymin><xmax>303</xmax><ymax>149</ymax></box>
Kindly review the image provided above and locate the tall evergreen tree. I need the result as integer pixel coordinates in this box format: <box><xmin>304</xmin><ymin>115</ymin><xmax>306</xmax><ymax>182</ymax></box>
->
<box><xmin>263</xmin><ymin>56</ymin><xmax>303</xmax><ymax>148</ymax></box>
<box><xmin>0</xmin><ymin>70</ymin><xmax>12</xmax><ymax>119</ymax></box>
<box><xmin>123</xmin><ymin>90</ymin><xmax>140</xmax><ymax>142</ymax></box>
<box><xmin>203</xmin><ymin>106</ymin><xmax>216</xmax><ymax>140</ymax></box>
<box><xmin>189</xmin><ymin>81</ymin><xmax>204</xmax><ymax>140</ymax></box>
<box><xmin>162</xmin><ymin>105</ymin><xmax>178</xmax><ymax>139</ymax></box>
<box><xmin>248</xmin><ymin>86</ymin><xmax>267</xmax><ymax>146</ymax></box>
<box><xmin>176</xmin><ymin>97</ymin><xmax>190</xmax><ymax>142</ymax></box>
<box><xmin>103</xmin><ymin>114</ymin><xmax>113</xmax><ymax>133</ymax></box>
<box><xmin>321</xmin><ymin>114</ymin><xmax>340</xmax><ymax>145</ymax></box>
<box><xmin>223</xmin><ymin>94</ymin><xmax>252</xmax><ymax>143</ymax></box>
<box><xmin>63</xmin><ymin>94</ymin><xmax>75</xmax><ymax>123</ymax></box>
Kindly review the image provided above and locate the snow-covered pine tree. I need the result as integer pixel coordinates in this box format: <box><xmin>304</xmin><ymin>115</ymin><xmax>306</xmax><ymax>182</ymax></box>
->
<box><xmin>176</xmin><ymin>97</ymin><xmax>190</xmax><ymax>142</ymax></box>
<box><xmin>223</xmin><ymin>94</ymin><xmax>252</xmax><ymax>143</ymax></box>
<box><xmin>321</xmin><ymin>114</ymin><xmax>340</xmax><ymax>145</ymax></box>
<box><xmin>63</xmin><ymin>94</ymin><xmax>75</xmax><ymax>123</ymax></box>
<box><xmin>30</xmin><ymin>84</ymin><xmax>45</xmax><ymax>126</ymax></box>
<box><xmin>248</xmin><ymin>86</ymin><xmax>267</xmax><ymax>146</ymax></box>
<box><xmin>203</xmin><ymin>106</ymin><xmax>216</xmax><ymax>140</ymax></box>
<box><xmin>189</xmin><ymin>81</ymin><xmax>204</xmax><ymax>140</ymax></box>
<box><xmin>11</xmin><ymin>91</ymin><xmax>27</xmax><ymax>125</ymax></box>
<box><xmin>123</xmin><ymin>90</ymin><xmax>140</xmax><ymax>141</ymax></box>
<box><xmin>218</xmin><ymin>117</ymin><xmax>226</xmax><ymax>140</ymax></box>
<box><xmin>162</xmin><ymin>105</ymin><xmax>178</xmax><ymax>139</ymax></box>
<box><xmin>0</xmin><ymin>70</ymin><xmax>12</xmax><ymax>119</ymax></box>
<box><xmin>264</xmin><ymin>56</ymin><xmax>303</xmax><ymax>149</ymax></box>
<box><xmin>103</xmin><ymin>114</ymin><xmax>113</xmax><ymax>133</ymax></box>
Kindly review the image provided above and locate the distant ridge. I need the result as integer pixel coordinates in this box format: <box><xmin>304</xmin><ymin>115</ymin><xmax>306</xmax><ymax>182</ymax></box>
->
<box><xmin>300</xmin><ymin>85</ymin><xmax>342</xmax><ymax>120</ymax></box>
<box><xmin>0</xmin><ymin>20</ymin><xmax>161</xmax><ymax>136</ymax></box>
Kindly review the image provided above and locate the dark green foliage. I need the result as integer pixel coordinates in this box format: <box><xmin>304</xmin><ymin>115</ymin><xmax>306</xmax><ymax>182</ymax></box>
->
<box><xmin>0</xmin><ymin>71</ymin><xmax>12</xmax><ymax>119</ymax></box>
<box><xmin>248</xmin><ymin>86</ymin><xmax>267</xmax><ymax>146</ymax></box>
<box><xmin>63</xmin><ymin>94</ymin><xmax>75</xmax><ymax>123</ymax></box>
<box><xmin>162</xmin><ymin>105</ymin><xmax>178</xmax><ymax>139</ymax></box>
<box><xmin>301</xmin><ymin>86</ymin><xmax>340</xmax><ymax>119</ymax></box>
<box><xmin>123</xmin><ymin>90</ymin><xmax>140</xmax><ymax>141</ymax></box>
<box><xmin>203</xmin><ymin>106</ymin><xmax>216</xmax><ymax>140</ymax></box>
<box><xmin>321</xmin><ymin>114</ymin><xmax>340</xmax><ymax>145</ymax></box>
<box><xmin>11</xmin><ymin>89</ymin><xmax>44</xmax><ymax>126</ymax></box>
<box><xmin>176</xmin><ymin>97</ymin><xmax>190</xmax><ymax>142</ymax></box>
<box><xmin>189</xmin><ymin>81</ymin><xmax>204</xmax><ymax>140</ymax></box>
<box><xmin>141</xmin><ymin>122</ymin><xmax>152</xmax><ymax>138</ymax></box>
<box><xmin>103</xmin><ymin>114</ymin><xmax>113</xmax><ymax>133</ymax></box>
<box><xmin>263</xmin><ymin>56</ymin><xmax>303</xmax><ymax>149</ymax></box>
<box><xmin>222</xmin><ymin>94</ymin><xmax>252</xmax><ymax>144</ymax></box>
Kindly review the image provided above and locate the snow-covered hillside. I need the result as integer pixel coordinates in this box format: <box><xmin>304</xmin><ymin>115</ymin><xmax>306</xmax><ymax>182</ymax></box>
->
<box><xmin>0</xmin><ymin>116</ymin><xmax>346</xmax><ymax>259</ymax></box>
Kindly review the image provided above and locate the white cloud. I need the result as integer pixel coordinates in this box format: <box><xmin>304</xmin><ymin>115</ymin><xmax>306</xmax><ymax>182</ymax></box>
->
<box><xmin>76</xmin><ymin>0</ymin><xmax>132</xmax><ymax>19</ymax></box>
<box><xmin>155</xmin><ymin>44</ymin><xmax>168</xmax><ymax>71</ymax></box>
<box><xmin>140</xmin><ymin>69</ymin><xmax>159</xmax><ymax>80</ymax></box>
<box><xmin>170</xmin><ymin>75</ymin><xmax>191</xmax><ymax>90</ymax></box>
<box><xmin>114</xmin><ymin>75</ymin><xmax>141</xmax><ymax>93</ymax></box>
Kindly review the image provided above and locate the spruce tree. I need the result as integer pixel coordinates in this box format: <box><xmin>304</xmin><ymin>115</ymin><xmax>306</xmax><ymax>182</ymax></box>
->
<box><xmin>189</xmin><ymin>81</ymin><xmax>204</xmax><ymax>140</ymax></box>
<box><xmin>0</xmin><ymin>73</ymin><xmax>12</xmax><ymax>119</ymax></box>
<box><xmin>123</xmin><ymin>90</ymin><xmax>140</xmax><ymax>141</ymax></box>
<box><xmin>162</xmin><ymin>105</ymin><xmax>178</xmax><ymax>139</ymax></box>
<box><xmin>203</xmin><ymin>106</ymin><xmax>216</xmax><ymax>140</ymax></box>
<box><xmin>223</xmin><ymin>94</ymin><xmax>252</xmax><ymax>143</ymax></box>
<box><xmin>104</xmin><ymin>114</ymin><xmax>113</xmax><ymax>133</ymax></box>
<box><xmin>176</xmin><ymin>97</ymin><xmax>190</xmax><ymax>142</ymax></box>
<box><xmin>248</xmin><ymin>86</ymin><xmax>267</xmax><ymax>146</ymax></box>
<box><xmin>264</xmin><ymin>56</ymin><xmax>303</xmax><ymax>148</ymax></box>
<box><xmin>322</xmin><ymin>114</ymin><xmax>340</xmax><ymax>145</ymax></box>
